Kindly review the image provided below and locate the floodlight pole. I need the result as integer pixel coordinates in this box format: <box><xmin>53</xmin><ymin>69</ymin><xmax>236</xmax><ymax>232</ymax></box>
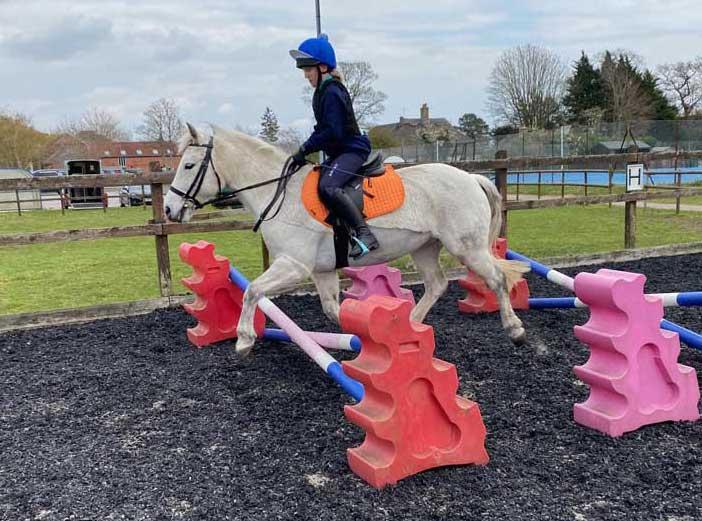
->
<box><xmin>315</xmin><ymin>0</ymin><xmax>321</xmax><ymax>36</ymax></box>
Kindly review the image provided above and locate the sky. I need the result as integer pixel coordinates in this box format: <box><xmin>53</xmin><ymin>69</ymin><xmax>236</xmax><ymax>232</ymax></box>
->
<box><xmin>1</xmin><ymin>0</ymin><xmax>701</xmax><ymax>138</ymax></box>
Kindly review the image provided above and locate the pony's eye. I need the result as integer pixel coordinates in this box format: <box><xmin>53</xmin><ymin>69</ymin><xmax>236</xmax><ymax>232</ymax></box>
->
<box><xmin>184</xmin><ymin>162</ymin><xmax>196</xmax><ymax>170</ymax></box>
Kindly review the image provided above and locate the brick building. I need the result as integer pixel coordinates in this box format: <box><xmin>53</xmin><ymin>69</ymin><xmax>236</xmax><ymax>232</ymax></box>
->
<box><xmin>44</xmin><ymin>134</ymin><xmax>181</xmax><ymax>172</ymax></box>
<box><xmin>371</xmin><ymin>103</ymin><xmax>466</xmax><ymax>144</ymax></box>
<box><xmin>97</xmin><ymin>141</ymin><xmax>180</xmax><ymax>172</ymax></box>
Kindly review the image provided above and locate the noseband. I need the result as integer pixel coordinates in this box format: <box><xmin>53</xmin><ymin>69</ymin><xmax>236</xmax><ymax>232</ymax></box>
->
<box><xmin>168</xmin><ymin>137</ymin><xmax>223</xmax><ymax>210</ymax></box>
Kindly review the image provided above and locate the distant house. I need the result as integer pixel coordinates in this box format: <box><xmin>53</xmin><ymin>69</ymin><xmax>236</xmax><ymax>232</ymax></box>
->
<box><xmin>44</xmin><ymin>135</ymin><xmax>181</xmax><ymax>172</ymax></box>
<box><xmin>371</xmin><ymin>103</ymin><xmax>466</xmax><ymax>144</ymax></box>
<box><xmin>592</xmin><ymin>140</ymin><xmax>652</xmax><ymax>155</ymax></box>
<box><xmin>0</xmin><ymin>168</ymin><xmax>40</xmax><ymax>211</ymax></box>
<box><xmin>97</xmin><ymin>141</ymin><xmax>180</xmax><ymax>173</ymax></box>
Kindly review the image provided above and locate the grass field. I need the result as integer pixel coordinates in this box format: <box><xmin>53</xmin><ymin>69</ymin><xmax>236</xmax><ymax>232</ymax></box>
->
<box><xmin>1</xmin><ymin>204</ymin><xmax>702</xmax><ymax>315</ymax></box>
<box><xmin>508</xmin><ymin>183</ymin><xmax>702</xmax><ymax>205</ymax></box>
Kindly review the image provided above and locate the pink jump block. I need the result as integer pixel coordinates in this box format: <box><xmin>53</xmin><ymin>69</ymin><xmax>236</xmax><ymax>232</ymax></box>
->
<box><xmin>573</xmin><ymin>269</ymin><xmax>700</xmax><ymax>437</ymax></box>
<box><xmin>342</xmin><ymin>263</ymin><xmax>415</xmax><ymax>304</ymax></box>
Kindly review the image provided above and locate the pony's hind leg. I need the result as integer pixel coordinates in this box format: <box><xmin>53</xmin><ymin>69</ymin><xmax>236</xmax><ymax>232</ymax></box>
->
<box><xmin>311</xmin><ymin>270</ymin><xmax>341</xmax><ymax>324</ymax></box>
<box><xmin>455</xmin><ymin>246</ymin><xmax>527</xmax><ymax>346</ymax></box>
<box><xmin>237</xmin><ymin>255</ymin><xmax>311</xmax><ymax>357</ymax></box>
<box><xmin>409</xmin><ymin>240</ymin><xmax>448</xmax><ymax>323</ymax></box>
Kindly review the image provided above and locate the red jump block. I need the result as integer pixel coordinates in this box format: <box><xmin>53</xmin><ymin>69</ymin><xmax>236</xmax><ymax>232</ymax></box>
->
<box><xmin>339</xmin><ymin>296</ymin><xmax>489</xmax><ymax>488</ymax></box>
<box><xmin>573</xmin><ymin>269</ymin><xmax>700</xmax><ymax>436</ymax></box>
<box><xmin>179</xmin><ymin>241</ymin><xmax>265</xmax><ymax>347</ymax></box>
<box><xmin>458</xmin><ymin>238</ymin><xmax>529</xmax><ymax>313</ymax></box>
<box><xmin>342</xmin><ymin>264</ymin><xmax>415</xmax><ymax>304</ymax></box>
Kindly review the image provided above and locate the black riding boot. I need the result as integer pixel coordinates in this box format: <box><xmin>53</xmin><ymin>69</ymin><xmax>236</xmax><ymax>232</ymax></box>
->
<box><xmin>326</xmin><ymin>188</ymin><xmax>379</xmax><ymax>258</ymax></box>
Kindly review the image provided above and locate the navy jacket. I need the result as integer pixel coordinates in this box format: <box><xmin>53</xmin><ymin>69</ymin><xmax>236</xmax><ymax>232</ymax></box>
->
<box><xmin>302</xmin><ymin>79</ymin><xmax>371</xmax><ymax>159</ymax></box>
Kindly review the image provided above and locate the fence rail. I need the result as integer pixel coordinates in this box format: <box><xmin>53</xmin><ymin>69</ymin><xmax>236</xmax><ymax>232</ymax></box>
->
<box><xmin>2</xmin><ymin>149</ymin><xmax>702</xmax><ymax>311</ymax></box>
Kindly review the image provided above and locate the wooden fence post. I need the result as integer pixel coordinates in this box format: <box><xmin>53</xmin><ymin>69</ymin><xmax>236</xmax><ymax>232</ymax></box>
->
<box><xmin>624</xmin><ymin>200</ymin><xmax>637</xmax><ymax>249</ymax></box>
<box><xmin>151</xmin><ymin>183</ymin><xmax>172</xmax><ymax>297</ymax></box>
<box><xmin>494</xmin><ymin>150</ymin><xmax>508</xmax><ymax>238</ymax></box>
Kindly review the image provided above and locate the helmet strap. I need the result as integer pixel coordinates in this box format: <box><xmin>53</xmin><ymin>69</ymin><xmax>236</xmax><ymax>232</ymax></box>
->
<box><xmin>315</xmin><ymin>65</ymin><xmax>323</xmax><ymax>91</ymax></box>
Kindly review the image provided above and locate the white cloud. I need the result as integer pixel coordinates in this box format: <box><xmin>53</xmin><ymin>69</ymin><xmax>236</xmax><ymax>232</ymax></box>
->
<box><xmin>1</xmin><ymin>0</ymin><xmax>701</xmax><ymax>135</ymax></box>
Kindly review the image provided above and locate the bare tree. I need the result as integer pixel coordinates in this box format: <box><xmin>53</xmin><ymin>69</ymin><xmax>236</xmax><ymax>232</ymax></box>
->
<box><xmin>338</xmin><ymin>62</ymin><xmax>387</xmax><ymax>126</ymax></box>
<box><xmin>657</xmin><ymin>59</ymin><xmax>702</xmax><ymax>118</ymax></box>
<box><xmin>301</xmin><ymin>61</ymin><xmax>387</xmax><ymax>127</ymax></box>
<box><xmin>276</xmin><ymin>126</ymin><xmax>305</xmax><ymax>154</ymax></box>
<box><xmin>487</xmin><ymin>44</ymin><xmax>566</xmax><ymax>129</ymax></box>
<box><xmin>56</xmin><ymin>107</ymin><xmax>129</xmax><ymax>141</ymax></box>
<box><xmin>600</xmin><ymin>52</ymin><xmax>652</xmax><ymax>122</ymax></box>
<box><xmin>137</xmin><ymin>98</ymin><xmax>184</xmax><ymax>142</ymax></box>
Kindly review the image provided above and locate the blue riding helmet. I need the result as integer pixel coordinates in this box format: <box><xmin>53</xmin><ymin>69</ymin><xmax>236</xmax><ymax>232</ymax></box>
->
<box><xmin>289</xmin><ymin>33</ymin><xmax>337</xmax><ymax>69</ymax></box>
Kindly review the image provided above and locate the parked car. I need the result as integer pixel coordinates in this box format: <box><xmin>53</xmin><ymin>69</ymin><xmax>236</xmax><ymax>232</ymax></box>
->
<box><xmin>120</xmin><ymin>184</ymin><xmax>152</xmax><ymax>206</ymax></box>
<box><xmin>31</xmin><ymin>169</ymin><xmax>65</xmax><ymax>194</ymax></box>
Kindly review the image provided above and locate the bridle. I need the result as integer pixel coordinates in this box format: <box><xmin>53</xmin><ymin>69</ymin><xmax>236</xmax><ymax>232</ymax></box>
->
<box><xmin>168</xmin><ymin>137</ymin><xmax>223</xmax><ymax>211</ymax></box>
<box><xmin>168</xmin><ymin>136</ymin><xmax>305</xmax><ymax>229</ymax></box>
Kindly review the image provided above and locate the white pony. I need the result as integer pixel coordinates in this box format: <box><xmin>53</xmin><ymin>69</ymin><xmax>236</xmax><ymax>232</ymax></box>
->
<box><xmin>165</xmin><ymin>124</ymin><xmax>528</xmax><ymax>356</ymax></box>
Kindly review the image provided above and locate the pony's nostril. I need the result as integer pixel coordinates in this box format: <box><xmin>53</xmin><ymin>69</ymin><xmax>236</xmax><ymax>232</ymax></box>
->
<box><xmin>165</xmin><ymin>205</ymin><xmax>171</xmax><ymax>218</ymax></box>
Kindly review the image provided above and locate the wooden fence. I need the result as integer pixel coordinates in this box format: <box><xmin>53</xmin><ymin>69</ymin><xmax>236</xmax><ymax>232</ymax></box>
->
<box><xmin>2</xmin><ymin>148</ymin><xmax>702</xmax><ymax>310</ymax></box>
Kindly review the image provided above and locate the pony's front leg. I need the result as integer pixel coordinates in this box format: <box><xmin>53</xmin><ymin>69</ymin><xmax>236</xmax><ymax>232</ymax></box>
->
<box><xmin>236</xmin><ymin>255</ymin><xmax>311</xmax><ymax>357</ymax></box>
<box><xmin>311</xmin><ymin>270</ymin><xmax>341</xmax><ymax>324</ymax></box>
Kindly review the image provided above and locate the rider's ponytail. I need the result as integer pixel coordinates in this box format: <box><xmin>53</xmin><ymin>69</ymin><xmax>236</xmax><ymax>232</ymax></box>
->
<box><xmin>329</xmin><ymin>68</ymin><xmax>344</xmax><ymax>82</ymax></box>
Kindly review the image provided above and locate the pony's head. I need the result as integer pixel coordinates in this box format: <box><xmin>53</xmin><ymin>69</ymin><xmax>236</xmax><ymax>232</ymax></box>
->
<box><xmin>164</xmin><ymin>123</ymin><xmax>222</xmax><ymax>223</ymax></box>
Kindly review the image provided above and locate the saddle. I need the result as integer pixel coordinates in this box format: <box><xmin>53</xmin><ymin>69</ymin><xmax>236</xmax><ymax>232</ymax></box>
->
<box><xmin>301</xmin><ymin>153</ymin><xmax>405</xmax><ymax>227</ymax></box>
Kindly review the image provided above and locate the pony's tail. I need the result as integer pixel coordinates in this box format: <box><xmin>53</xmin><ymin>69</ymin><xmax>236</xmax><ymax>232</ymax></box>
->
<box><xmin>475</xmin><ymin>175</ymin><xmax>530</xmax><ymax>291</ymax></box>
<box><xmin>475</xmin><ymin>174</ymin><xmax>502</xmax><ymax>247</ymax></box>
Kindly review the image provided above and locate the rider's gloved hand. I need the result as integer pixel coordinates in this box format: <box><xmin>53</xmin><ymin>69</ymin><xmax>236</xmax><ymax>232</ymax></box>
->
<box><xmin>290</xmin><ymin>147</ymin><xmax>308</xmax><ymax>169</ymax></box>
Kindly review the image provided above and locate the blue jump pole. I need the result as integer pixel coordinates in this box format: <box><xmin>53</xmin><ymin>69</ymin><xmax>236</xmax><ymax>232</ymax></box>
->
<box><xmin>529</xmin><ymin>293</ymin><xmax>702</xmax><ymax>310</ymax></box>
<box><xmin>508</xmin><ymin>249</ymin><xmax>702</xmax><ymax>352</ymax></box>
<box><xmin>229</xmin><ymin>266</ymin><xmax>364</xmax><ymax>401</ymax></box>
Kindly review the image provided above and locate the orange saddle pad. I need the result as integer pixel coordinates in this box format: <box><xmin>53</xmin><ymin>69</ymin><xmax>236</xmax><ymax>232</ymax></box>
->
<box><xmin>301</xmin><ymin>165</ymin><xmax>405</xmax><ymax>226</ymax></box>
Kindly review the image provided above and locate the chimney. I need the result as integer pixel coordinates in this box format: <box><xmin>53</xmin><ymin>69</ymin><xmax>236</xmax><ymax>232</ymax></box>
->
<box><xmin>420</xmin><ymin>103</ymin><xmax>429</xmax><ymax>126</ymax></box>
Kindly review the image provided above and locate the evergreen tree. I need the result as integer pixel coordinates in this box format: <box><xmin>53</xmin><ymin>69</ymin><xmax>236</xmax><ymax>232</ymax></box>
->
<box><xmin>491</xmin><ymin>124</ymin><xmax>519</xmax><ymax>136</ymax></box>
<box><xmin>600</xmin><ymin>52</ymin><xmax>652</xmax><ymax>122</ymax></box>
<box><xmin>457</xmin><ymin>113</ymin><xmax>489</xmax><ymax>139</ymax></box>
<box><xmin>563</xmin><ymin>52</ymin><xmax>605</xmax><ymax>123</ymax></box>
<box><xmin>640</xmin><ymin>70</ymin><xmax>678</xmax><ymax>120</ymax></box>
<box><xmin>259</xmin><ymin>107</ymin><xmax>279</xmax><ymax>143</ymax></box>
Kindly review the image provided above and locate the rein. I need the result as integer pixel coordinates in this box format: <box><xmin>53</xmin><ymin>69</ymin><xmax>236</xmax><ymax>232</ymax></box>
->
<box><xmin>169</xmin><ymin>138</ymin><xmax>304</xmax><ymax>229</ymax></box>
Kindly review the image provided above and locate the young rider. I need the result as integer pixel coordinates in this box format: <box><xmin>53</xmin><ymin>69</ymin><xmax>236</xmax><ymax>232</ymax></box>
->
<box><xmin>289</xmin><ymin>34</ymin><xmax>379</xmax><ymax>258</ymax></box>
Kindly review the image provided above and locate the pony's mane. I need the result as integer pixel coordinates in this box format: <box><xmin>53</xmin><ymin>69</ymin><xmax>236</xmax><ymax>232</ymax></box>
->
<box><xmin>212</xmin><ymin>125</ymin><xmax>288</xmax><ymax>160</ymax></box>
<box><xmin>178</xmin><ymin>124</ymin><xmax>289</xmax><ymax>161</ymax></box>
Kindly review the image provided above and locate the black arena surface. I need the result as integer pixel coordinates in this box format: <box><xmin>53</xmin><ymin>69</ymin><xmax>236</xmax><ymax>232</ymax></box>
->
<box><xmin>2</xmin><ymin>255</ymin><xmax>702</xmax><ymax>521</ymax></box>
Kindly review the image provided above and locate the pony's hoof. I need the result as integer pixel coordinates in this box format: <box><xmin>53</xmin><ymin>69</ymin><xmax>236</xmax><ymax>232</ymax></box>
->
<box><xmin>510</xmin><ymin>328</ymin><xmax>528</xmax><ymax>347</ymax></box>
<box><xmin>235</xmin><ymin>339</ymin><xmax>255</xmax><ymax>358</ymax></box>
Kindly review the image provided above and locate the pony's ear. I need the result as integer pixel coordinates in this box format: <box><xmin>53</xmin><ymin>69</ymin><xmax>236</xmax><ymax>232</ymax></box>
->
<box><xmin>186</xmin><ymin>122</ymin><xmax>199</xmax><ymax>144</ymax></box>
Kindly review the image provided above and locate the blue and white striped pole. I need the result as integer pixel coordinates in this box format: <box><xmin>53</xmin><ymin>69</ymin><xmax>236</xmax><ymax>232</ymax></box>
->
<box><xmin>262</xmin><ymin>328</ymin><xmax>361</xmax><ymax>352</ymax></box>
<box><xmin>506</xmin><ymin>249</ymin><xmax>575</xmax><ymax>291</ymax></box>
<box><xmin>529</xmin><ymin>292</ymin><xmax>702</xmax><ymax>310</ymax></box>
<box><xmin>660</xmin><ymin>320</ymin><xmax>702</xmax><ymax>351</ymax></box>
<box><xmin>508</xmin><ymin>249</ymin><xmax>702</xmax><ymax>352</ymax></box>
<box><xmin>525</xmin><ymin>297</ymin><xmax>702</xmax><ymax>351</ymax></box>
<box><xmin>229</xmin><ymin>266</ymin><xmax>364</xmax><ymax>401</ymax></box>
